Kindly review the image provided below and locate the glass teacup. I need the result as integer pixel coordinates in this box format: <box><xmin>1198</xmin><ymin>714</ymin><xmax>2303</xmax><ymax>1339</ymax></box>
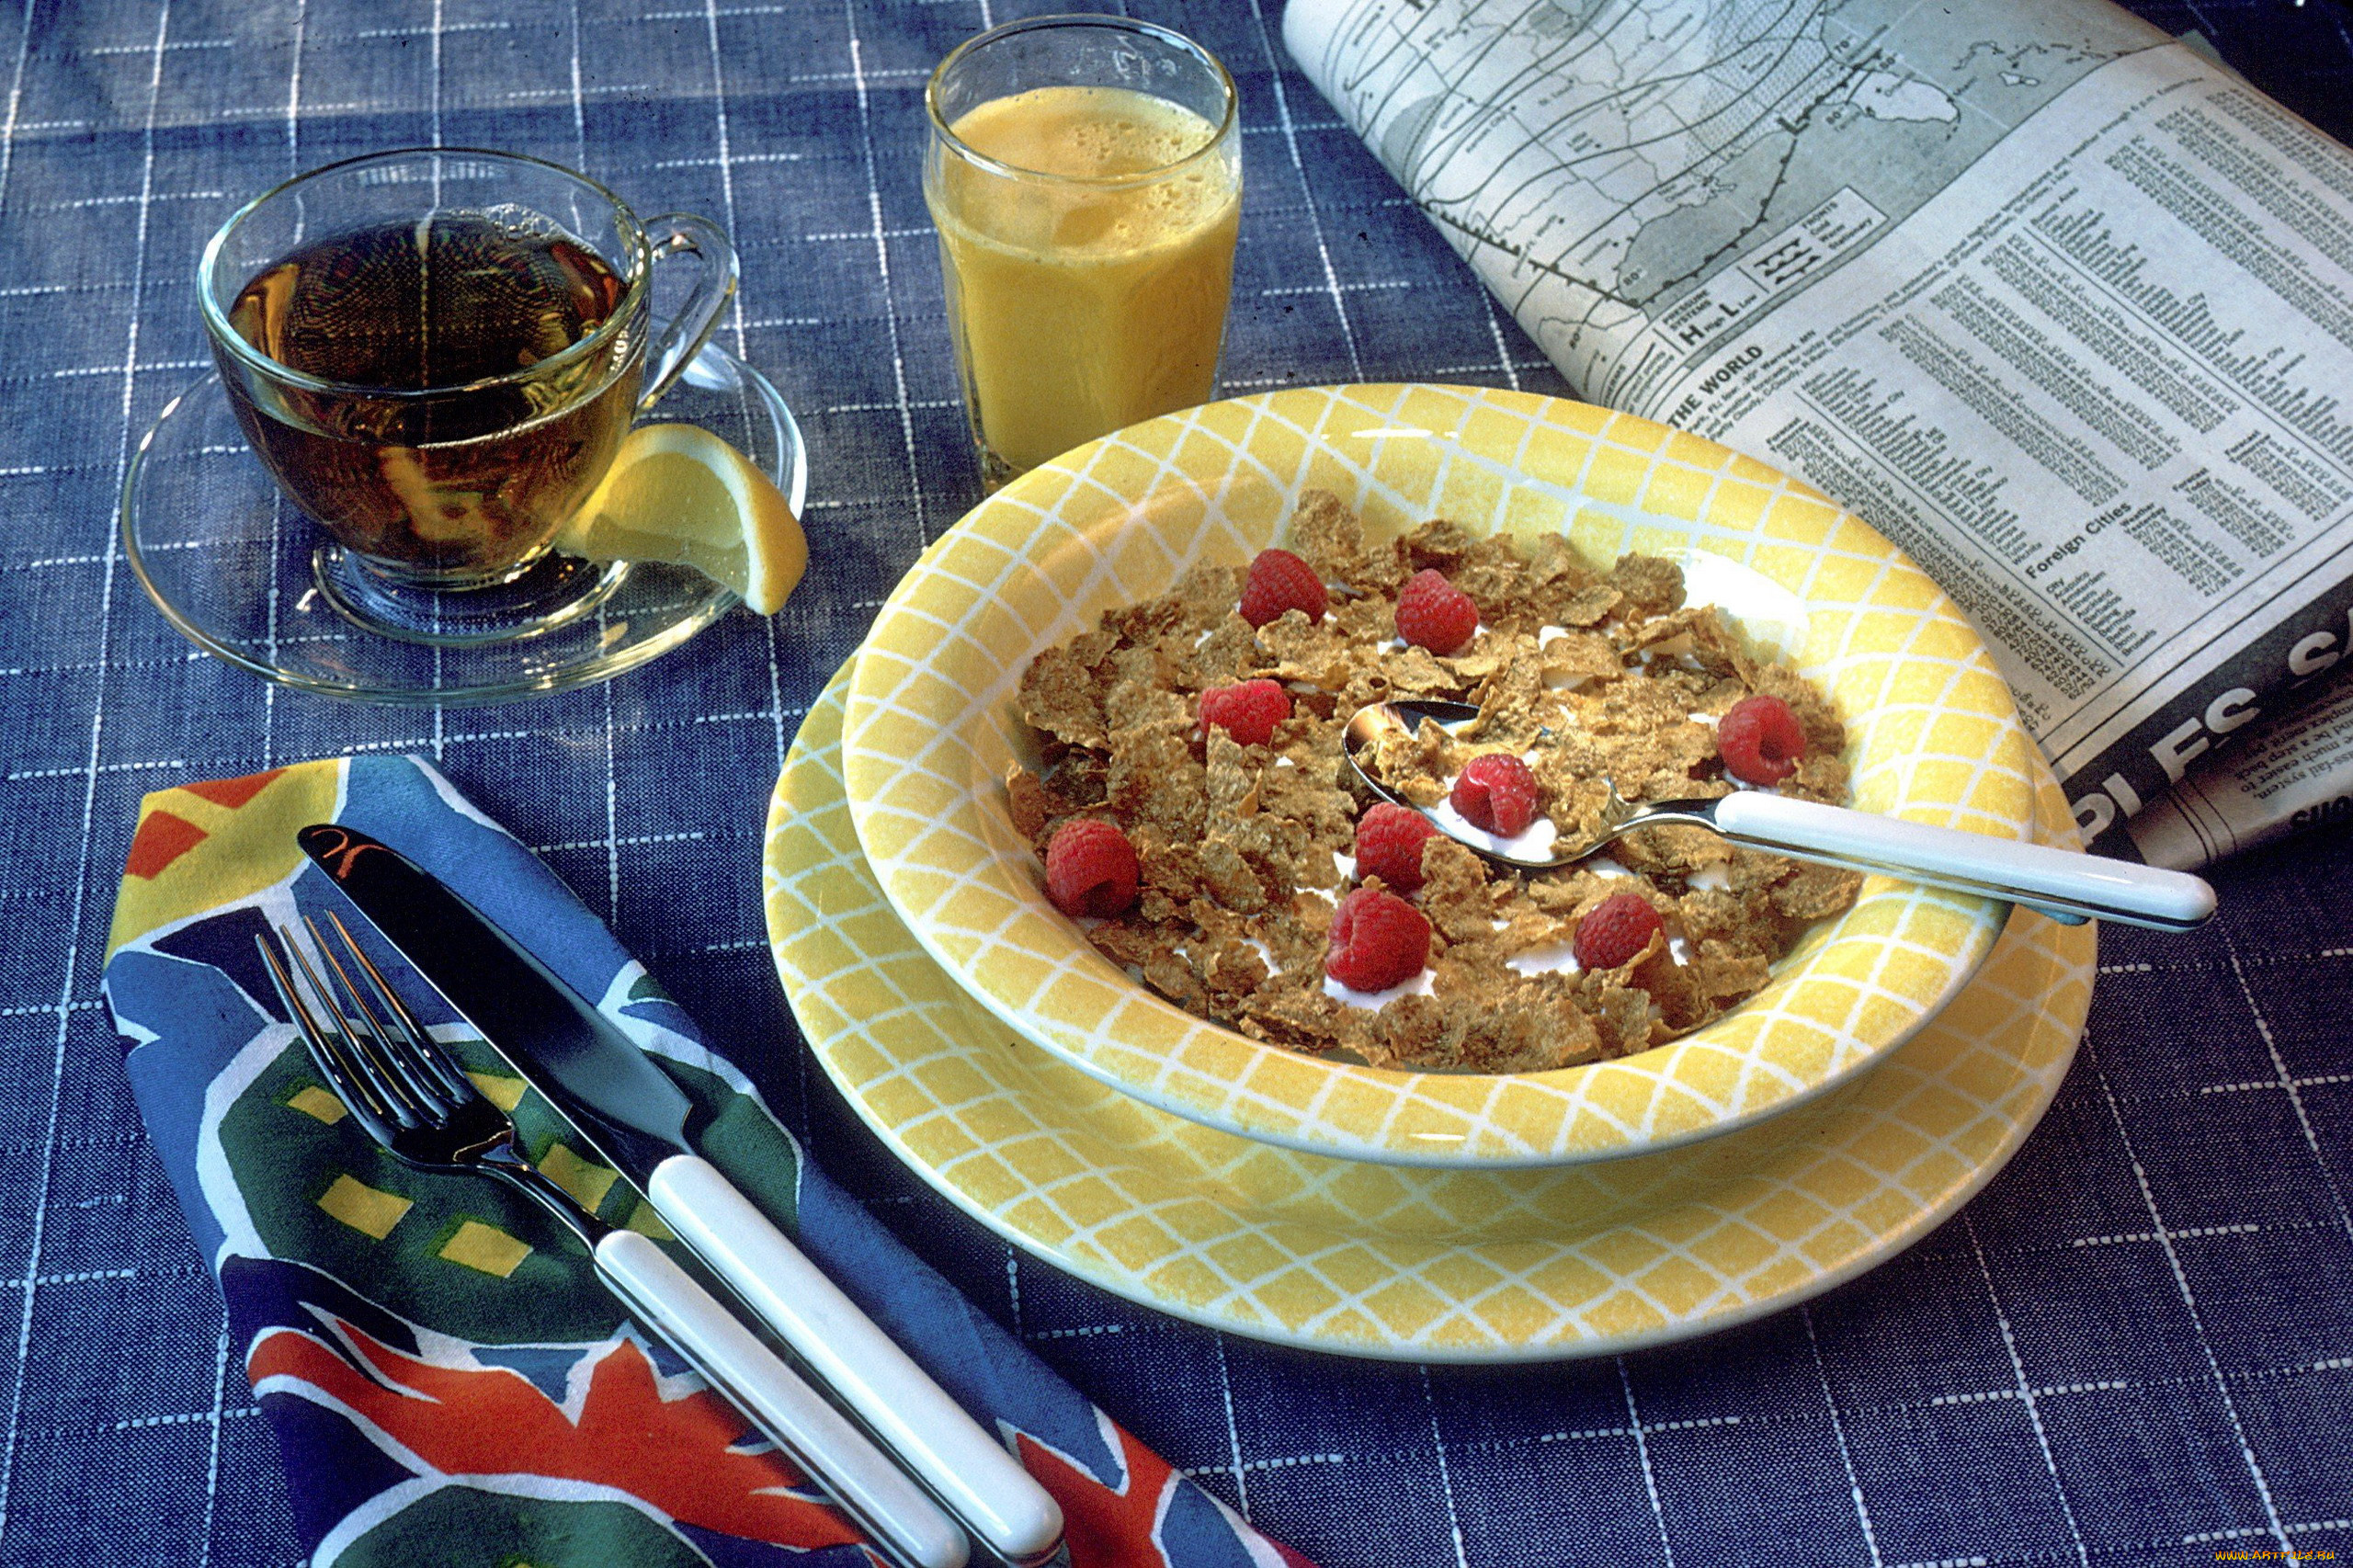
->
<box><xmin>199</xmin><ymin>148</ymin><xmax>736</xmax><ymax>640</ymax></box>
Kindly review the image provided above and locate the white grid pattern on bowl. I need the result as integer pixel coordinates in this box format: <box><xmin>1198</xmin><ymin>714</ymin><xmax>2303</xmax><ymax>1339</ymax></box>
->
<box><xmin>840</xmin><ymin>384</ymin><xmax>2037</xmax><ymax>1166</ymax></box>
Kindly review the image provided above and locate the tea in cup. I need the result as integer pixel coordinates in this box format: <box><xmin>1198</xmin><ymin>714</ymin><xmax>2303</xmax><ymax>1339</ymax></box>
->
<box><xmin>199</xmin><ymin>148</ymin><xmax>736</xmax><ymax>637</ymax></box>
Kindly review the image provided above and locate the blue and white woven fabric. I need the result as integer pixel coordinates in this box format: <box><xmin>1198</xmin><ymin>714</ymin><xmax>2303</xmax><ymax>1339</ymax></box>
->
<box><xmin>0</xmin><ymin>0</ymin><xmax>2344</xmax><ymax>1562</ymax></box>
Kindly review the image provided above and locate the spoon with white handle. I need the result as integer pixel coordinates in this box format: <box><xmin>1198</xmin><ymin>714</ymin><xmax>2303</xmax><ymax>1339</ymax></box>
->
<box><xmin>1341</xmin><ymin>700</ymin><xmax>2216</xmax><ymax>932</ymax></box>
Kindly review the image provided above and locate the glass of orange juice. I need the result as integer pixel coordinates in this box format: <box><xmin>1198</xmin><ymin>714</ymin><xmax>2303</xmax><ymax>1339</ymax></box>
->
<box><xmin>925</xmin><ymin>16</ymin><xmax>1242</xmax><ymax>488</ymax></box>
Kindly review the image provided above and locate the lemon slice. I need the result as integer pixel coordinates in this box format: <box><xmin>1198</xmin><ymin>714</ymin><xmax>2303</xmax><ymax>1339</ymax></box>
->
<box><xmin>555</xmin><ymin>424</ymin><xmax>807</xmax><ymax>614</ymax></box>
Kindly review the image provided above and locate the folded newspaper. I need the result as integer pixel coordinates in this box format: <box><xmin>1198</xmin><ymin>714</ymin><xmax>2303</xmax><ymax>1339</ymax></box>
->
<box><xmin>1283</xmin><ymin>0</ymin><xmax>2353</xmax><ymax>868</ymax></box>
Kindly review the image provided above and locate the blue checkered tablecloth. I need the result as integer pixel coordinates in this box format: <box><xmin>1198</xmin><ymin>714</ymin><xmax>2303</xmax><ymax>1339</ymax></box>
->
<box><xmin>2</xmin><ymin>1</ymin><xmax>2347</xmax><ymax>1563</ymax></box>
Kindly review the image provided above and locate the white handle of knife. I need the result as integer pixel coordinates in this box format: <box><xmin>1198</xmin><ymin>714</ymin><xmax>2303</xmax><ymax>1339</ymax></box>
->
<box><xmin>648</xmin><ymin>1153</ymin><xmax>1065</xmax><ymax>1566</ymax></box>
<box><xmin>594</xmin><ymin>1228</ymin><xmax>969</xmax><ymax>1568</ymax></box>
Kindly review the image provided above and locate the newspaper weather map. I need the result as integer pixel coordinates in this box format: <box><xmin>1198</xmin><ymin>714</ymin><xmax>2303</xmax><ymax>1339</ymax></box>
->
<box><xmin>1289</xmin><ymin>0</ymin><xmax>2155</xmax><ymax>406</ymax></box>
<box><xmin>1290</xmin><ymin>0</ymin><xmax>2353</xmax><ymax>864</ymax></box>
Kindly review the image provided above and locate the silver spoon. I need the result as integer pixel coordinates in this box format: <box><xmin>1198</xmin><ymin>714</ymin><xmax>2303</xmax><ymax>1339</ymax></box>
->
<box><xmin>1340</xmin><ymin>699</ymin><xmax>2215</xmax><ymax>932</ymax></box>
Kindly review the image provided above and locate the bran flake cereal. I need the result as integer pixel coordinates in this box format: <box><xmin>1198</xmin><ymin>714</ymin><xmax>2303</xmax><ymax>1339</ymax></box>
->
<box><xmin>1012</xmin><ymin>492</ymin><xmax>1860</xmax><ymax>1074</ymax></box>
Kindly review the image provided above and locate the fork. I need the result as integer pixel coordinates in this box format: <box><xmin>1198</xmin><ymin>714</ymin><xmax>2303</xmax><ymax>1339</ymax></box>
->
<box><xmin>256</xmin><ymin>914</ymin><xmax>971</xmax><ymax>1568</ymax></box>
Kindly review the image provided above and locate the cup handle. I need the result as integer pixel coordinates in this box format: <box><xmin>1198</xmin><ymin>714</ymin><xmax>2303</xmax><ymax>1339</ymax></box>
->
<box><xmin>637</xmin><ymin>211</ymin><xmax>739</xmax><ymax>412</ymax></box>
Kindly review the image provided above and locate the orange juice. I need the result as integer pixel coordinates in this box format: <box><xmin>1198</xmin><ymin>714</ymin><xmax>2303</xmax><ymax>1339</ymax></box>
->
<box><xmin>927</xmin><ymin>85</ymin><xmax>1240</xmax><ymax>476</ymax></box>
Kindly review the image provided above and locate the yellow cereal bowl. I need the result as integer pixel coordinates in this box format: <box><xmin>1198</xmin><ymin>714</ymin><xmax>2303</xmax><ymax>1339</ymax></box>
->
<box><xmin>841</xmin><ymin>384</ymin><xmax>2038</xmax><ymax>1167</ymax></box>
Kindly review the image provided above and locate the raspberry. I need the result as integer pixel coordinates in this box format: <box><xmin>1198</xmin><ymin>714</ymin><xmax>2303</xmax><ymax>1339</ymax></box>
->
<box><xmin>1354</xmin><ymin>802</ymin><xmax>1438</xmax><ymax>892</ymax></box>
<box><xmin>1451</xmin><ymin>753</ymin><xmax>1540</xmax><ymax>836</ymax></box>
<box><xmin>1324</xmin><ymin>887</ymin><xmax>1432</xmax><ymax>993</ymax></box>
<box><xmin>1393</xmin><ymin>568</ymin><xmax>1480</xmax><ymax>654</ymax></box>
<box><xmin>1043</xmin><ymin>819</ymin><xmax>1140</xmax><ymax>918</ymax></box>
<box><xmin>1718</xmin><ymin>693</ymin><xmax>1808</xmax><ymax>786</ymax></box>
<box><xmin>1197</xmin><ymin>678</ymin><xmax>1291</xmax><ymax>748</ymax></box>
<box><xmin>1573</xmin><ymin>891</ymin><xmax>1664</xmax><ymax>971</ymax></box>
<box><xmin>1238</xmin><ymin>547</ymin><xmax>1327</xmax><ymax>628</ymax></box>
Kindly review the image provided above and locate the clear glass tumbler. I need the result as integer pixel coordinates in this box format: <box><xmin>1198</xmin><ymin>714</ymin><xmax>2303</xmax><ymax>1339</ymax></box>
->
<box><xmin>925</xmin><ymin>16</ymin><xmax>1241</xmax><ymax>489</ymax></box>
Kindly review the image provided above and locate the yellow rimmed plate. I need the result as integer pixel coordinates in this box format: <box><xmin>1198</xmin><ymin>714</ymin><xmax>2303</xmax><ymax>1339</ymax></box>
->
<box><xmin>773</xmin><ymin>666</ymin><xmax>2093</xmax><ymax>1361</ymax></box>
<box><xmin>841</xmin><ymin>384</ymin><xmax>2037</xmax><ymax>1167</ymax></box>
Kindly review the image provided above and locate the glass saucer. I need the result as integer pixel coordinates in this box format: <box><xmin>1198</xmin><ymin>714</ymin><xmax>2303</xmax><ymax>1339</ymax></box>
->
<box><xmin>121</xmin><ymin>343</ymin><xmax>806</xmax><ymax>706</ymax></box>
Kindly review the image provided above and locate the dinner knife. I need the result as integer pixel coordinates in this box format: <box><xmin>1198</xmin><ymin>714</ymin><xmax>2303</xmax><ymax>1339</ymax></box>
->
<box><xmin>296</xmin><ymin>824</ymin><xmax>1066</xmax><ymax>1568</ymax></box>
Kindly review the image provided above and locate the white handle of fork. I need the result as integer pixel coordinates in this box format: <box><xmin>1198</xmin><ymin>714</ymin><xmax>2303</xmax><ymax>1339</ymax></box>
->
<box><xmin>595</xmin><ymin>1228</ymin><xmax>970</xmax><ymax>1568</ymax></box>
<box><xmin>1709</xmin><ymin>792</ymin><xmax>2217</xmax><ymax>931</ymax></box>
<box><xmin>648</xmin><ymin>1154</ymin><xmax>1066</xmax><ymax>1568</ymax></box>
